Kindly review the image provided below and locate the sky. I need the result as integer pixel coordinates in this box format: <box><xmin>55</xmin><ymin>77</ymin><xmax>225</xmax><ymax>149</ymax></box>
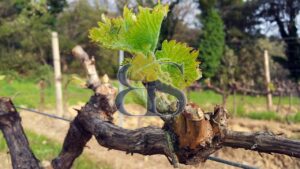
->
<box><xmin>67</xmin><ymin>0</ymin><xmax>300</xmax><ymax>37</ymax></box>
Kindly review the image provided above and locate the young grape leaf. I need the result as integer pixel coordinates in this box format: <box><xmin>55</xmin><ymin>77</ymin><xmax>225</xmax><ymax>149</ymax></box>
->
<box><xmin>127</xmin><ymin>54</ymin><xmax>161</xmax><ymax>82</ymax></box>
<box><xmin>156</xmin><ymin>40</ymin><xmax>201</xmax><ymax>89</ymax></box>
<box><xmin>0</xmin><ymin>75</ymin><xmax>5</xmax><ymax>81</ymax></box>
<box><xmin>90</xmin><ymin>4</ymin><xmax>202</xmax><ymax>89</ymax></box>
<box><xmin>89</xmin><ymin>4</ymin><xmax>168</xmax><ymax>55</ymax></box>
<box><xmin>70</xmin><ymin>74</ymin><xmax>86</xmax><ymax>88</ymax></box>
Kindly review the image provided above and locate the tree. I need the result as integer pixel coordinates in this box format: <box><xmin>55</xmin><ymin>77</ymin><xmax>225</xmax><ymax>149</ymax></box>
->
<box><xmin>217</xmin><ymin>0</ymin><xmax>258</xmax><ymax>49</ymax></box>
<box><xmin>0</xmin><ymin>0</ymin><xmax>55</xmax><ymax>79</ymax></box>
<box><xmin>252</xmin><ymin>0</ymin><xmax>300</xmax><ymax>81</ymax></box>
<box><xmin>198</xmin><ymin>5</ymin><xmax>225</xmax><ymax>79</ymax></box>
<box><xmin>211</xmin><ymin>46</ymin><xmax>237</xmax><ymax>105</ymax></box>
<box><xmin>160</xmin><ymin>0</ymin><xmax>201</xmax><ymax>48</ymax></box>
<box><xmin>0</xmin><ymin>0</ymin><xmax>120</xmax><ymax>78</ymax></box>
<box><xmin>159</xmin><ymin>0</ymin><xmax>180</xmax><ymax>46</ymax></box>
<box><xmin>47</xmin><ymin>0</ymin><xmax>67</xmax><ymax>15</ymax></box>
<box><xmin>56</xmin><ymin>0</ymin><xmax>119</xmax><ymax>77</ymax></box>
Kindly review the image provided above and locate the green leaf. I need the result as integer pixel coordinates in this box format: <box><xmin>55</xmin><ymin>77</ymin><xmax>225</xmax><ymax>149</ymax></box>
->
<box><xmin>156</xmin><ymin>40</ymin><xmax>201</xmax><ymax>89</ymax></box>
<box><xmin>0</xmin><ymin>75</ymin><xmax>5</xmax><ymax>81</ymax></box>
<box><xmin>89</xmin><ymin>4</ymin><xmax>168</xmax><ymax>55</ymax></box>
<box><xmin>127</xmin><ymin>54</ymin><xmax>161</xmax><ymax>82</ymax></box>
<box><xmin>199</xmin><ymin>9</ymin><xmax>225</xmax><ymax>78</ymax></box>
<box><xmin>70</xmin><ymin>74</ymin><xmax>86</xmax><ymax>87</ymax></box>
<box><xmin>89</xmin><ymin>4</ymin><xmax>201</xmax><ymax>88</ymax></box>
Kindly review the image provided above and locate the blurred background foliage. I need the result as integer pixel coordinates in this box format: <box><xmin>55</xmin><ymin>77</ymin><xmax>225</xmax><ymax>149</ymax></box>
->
<box><xmin>0</xmin><ymin>0</ymin><xmax>298</xmax><ymax>90</ymax></box>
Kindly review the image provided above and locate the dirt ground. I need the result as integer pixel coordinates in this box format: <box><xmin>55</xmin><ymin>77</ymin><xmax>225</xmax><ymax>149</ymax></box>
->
<box><xmin>1</xmin><ymin>103</ymin><xmax>300</xmax><ymax>169</ymax></box>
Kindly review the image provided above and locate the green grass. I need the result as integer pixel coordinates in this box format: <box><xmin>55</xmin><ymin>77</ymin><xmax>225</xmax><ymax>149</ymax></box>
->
<box><xmin>188</xmin><ymin>90</ymin><xmax>300</xmax><ymax>108</ymax></box>
<box><xmin>0</xmin><ymin>78</ymin><xmax>92</xmax><ymax>108</ymax></box>
<box><xmin>188</xmin><ymin>90</ymin><xmax>223</xmax><ymax>106</ymax></box>
<box><xmin>245</xmin><ymin>111</ymin><xmax>281</xmax><ymax>121</ymax></box>
<box><xmin>235</xmin><ymin>105</ymin><xmax>247</xmax><ymax>117</ymax></box>
<box><xmin>188</xmin><ymin>90</ymin><xmax>300</xmax><ymax>123</ymax></box>
<box><xmin>1</xmin><ymin>77</ymin><xmax>300</xmax><ymax>123</ymax></box>
<box><xmin>287</xmin><ymin>112</ymin><xmax>300</xmax><ymax>123</ymax></box>
<box><xmin>0</xmin><ymin>130</ymin><xmax>112</xmax><ymax>169</ymax></box>
<box><xmin>293</xmin><ymin>112</ymin><xmax>300</xmax><ymax>122</ymax></box>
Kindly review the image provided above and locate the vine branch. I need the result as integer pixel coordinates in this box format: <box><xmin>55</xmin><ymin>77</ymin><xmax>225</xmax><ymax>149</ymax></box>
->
<box><xmin>0</xmin><ymin>46</ymin><xmax>299</xmax><ymax>169</ymax></box>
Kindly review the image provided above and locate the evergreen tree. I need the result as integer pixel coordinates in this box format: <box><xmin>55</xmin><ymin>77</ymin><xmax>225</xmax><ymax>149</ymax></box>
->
<box><xmin>198</xmin><ymin>7</ymin><xmax>225</xmax><ymax>79</ymax></box>
<box><xmin>47</xmin><ymin>0</ymin><xmax>67</xmax><ymax>15</ymax></box>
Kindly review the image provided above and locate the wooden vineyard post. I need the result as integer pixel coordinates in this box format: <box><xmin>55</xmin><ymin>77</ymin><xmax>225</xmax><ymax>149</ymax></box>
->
<box><xmin>52</xmin><ymin>32</ymin><xmax>64</xmax><ymax>117</ymax></box>
<box><xmin>264</xmin><ymin>50</ymin><xmax>273</xmax><ymax>110</ymax></box>
<box><xmin>38</xmin><ymin>79</ymin><xmax>46</xmax><ymax>111</ymax></box>
<box><xmin>118</xmin><ymin>50</ymin><xmax>124</xmax><ymax>127</ymax></box>
<box><xmin>1</xmin><ymin>47</ymin><xmax>300</xmax><ymax>169</ymax></box>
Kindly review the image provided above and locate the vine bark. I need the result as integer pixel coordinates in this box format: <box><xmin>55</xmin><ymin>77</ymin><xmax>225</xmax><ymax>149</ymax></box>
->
<box><xmin>0</xmin><ymin>46</ymin><xmax>299</xmax><ymax>169</ymax></box>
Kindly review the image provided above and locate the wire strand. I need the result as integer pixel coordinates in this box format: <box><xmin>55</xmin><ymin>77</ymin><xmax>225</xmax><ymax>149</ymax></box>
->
<box><xmin>208</xmin><ymin>156</ymin><xmax>259</xmax><ymax>169</ymax></box>
<box><xmin>15</xmin><ymin>106</ymin><xmax>72</xmax><ymax>122</ymax></box>
<box><xmin>15</xmin><ymin>106</ymin><xmax>259</xmax><ymax>169</ymax></box>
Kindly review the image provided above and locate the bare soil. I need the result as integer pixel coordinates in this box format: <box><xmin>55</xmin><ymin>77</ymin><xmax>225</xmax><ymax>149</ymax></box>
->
<box><xmin>1</xmin><ymin>103</ymin><xmax>300</xmax><ymax>169</ymax></box>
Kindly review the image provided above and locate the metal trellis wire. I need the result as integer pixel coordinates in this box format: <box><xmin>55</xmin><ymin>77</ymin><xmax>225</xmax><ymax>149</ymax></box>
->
<box><xmin>15</xmin><ymin>106</ymin><xmax>71</xmax><ymax>122</ymax></box>
<box><xmin>15</xmin><ymin>106</ymin><xmax>259</xmax><ymax>169</ymax></box>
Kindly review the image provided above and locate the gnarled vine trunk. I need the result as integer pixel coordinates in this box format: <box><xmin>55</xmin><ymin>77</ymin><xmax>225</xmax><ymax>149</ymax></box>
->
<box><xmin>0</xmin><ymin>46</ymin><xmax>300</xmax><ymax>169</ymax></box>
